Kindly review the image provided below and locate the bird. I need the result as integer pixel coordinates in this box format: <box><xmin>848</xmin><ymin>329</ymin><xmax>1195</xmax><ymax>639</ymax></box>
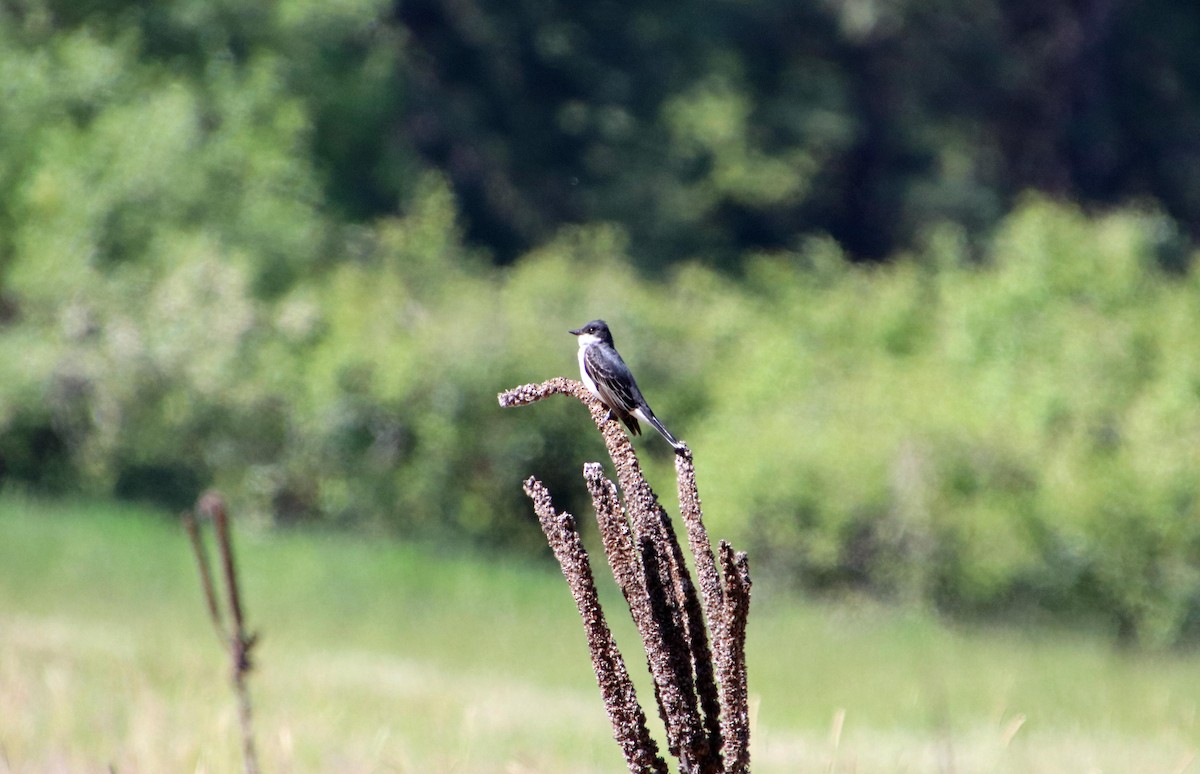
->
<box><xmin>569</xmin><ymin>319</ymin><xmax>686</xmax><ymax>453</ymax></box>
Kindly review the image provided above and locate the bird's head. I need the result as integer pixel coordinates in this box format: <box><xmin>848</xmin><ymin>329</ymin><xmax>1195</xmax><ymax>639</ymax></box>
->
<box><xmin>568</xmin><ymin>319</ymin><xmax>613</xmax><ymax>347</ymax></box>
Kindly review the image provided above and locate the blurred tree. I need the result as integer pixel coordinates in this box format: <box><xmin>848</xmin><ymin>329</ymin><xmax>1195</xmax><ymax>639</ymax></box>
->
<box><xmin>4</xmin><ymin>0</ymin><xmax>1200</xmax><ymax>643</ymax></box>
<box><xmin>385</xmin><ymin>0</ymin><xmax>1200</xmax><ymax>265</ymax></box>
<box><xmin>14</xmin><ymin>0</ymin><xmax>1198</xmax><ymax>267</ymax></box>
<box><xmin>390</xmin><ymin>0</ymin><xmax>720</xmax><ymax>265</ymax></box>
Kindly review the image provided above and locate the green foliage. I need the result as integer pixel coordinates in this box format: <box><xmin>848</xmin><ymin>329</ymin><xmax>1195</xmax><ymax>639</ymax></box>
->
<box><xmin>0</xmin><ymin>6</ymin><xmax>339</xmax><ymax>508</ymax></box>
<box><xmin>3</xmin><ymin>2</ymin><xmax>1200</xmax><ymax>646</ymax></box>
<box><xmin>372</xmin><ymin>0</ymin><xmax>1200</xmax><ymax>265</ymax></box>
<box><xmin>695</xmin><ymin>198</ymin><xmax>1200</xmax><ymax>646</ymax></box>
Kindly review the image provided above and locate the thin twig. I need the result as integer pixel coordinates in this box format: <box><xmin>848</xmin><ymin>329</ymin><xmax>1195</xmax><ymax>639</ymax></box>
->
<box><xmin>193</xmin><ymin>491</ymin><xmax>261</xmax><ymax>774</ymax></box>
<box><xmin>182</xmin><ymin>510</ymin><xmax>226</xmax><ymax>642</ymax></box>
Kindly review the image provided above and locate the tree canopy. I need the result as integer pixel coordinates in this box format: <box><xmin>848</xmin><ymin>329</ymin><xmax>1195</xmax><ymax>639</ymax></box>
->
<box><xmin>2</xmin><ymin>0</ymin><xmax>1200</xmax><ymax>644</ymax></box>
<box><xmin>7</xmin><ymin>0</ymin><xmax>1198</xmax><ymax>270</ymax></box>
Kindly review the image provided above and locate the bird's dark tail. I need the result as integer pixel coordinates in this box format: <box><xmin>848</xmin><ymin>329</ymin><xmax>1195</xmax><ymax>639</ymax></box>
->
<box><xmin>646</xmin><ymin>413</ymin><xmax>686</xmax><ymax>452</ymax></box>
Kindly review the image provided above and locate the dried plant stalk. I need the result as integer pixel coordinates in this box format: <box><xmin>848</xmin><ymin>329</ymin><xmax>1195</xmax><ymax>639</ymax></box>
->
<box><xmin>182</xmin><ymin>510</ymin><xmax>224</xmax><ymax>639</ymax></box>
<box><xmin>673</xmin><ymin>452</ymin><xmax>725</xmax><ymax>764</ymax></box>
<box><xmin>584</xmin><ymin>463</ymin><xmax>708</xmax><ymax>768</ymax></box>
<box><xmin>187</xmin><ymin>491</ymin><xmax>261</xmax><ymax>774</ymax></box>
<box><xmin>718</xmin><ymin>543</ymin><xmax>753</xmax><ymax>773</ymax></box>
<box><xmin>500</xmin><ymin>377</ymin><xmax>752</xmax><ymax>773</ymax></box>
<box><xmin>524</xmin><ymin>476</ymin><xmax>668</xmax><ymax>774</ymax></box>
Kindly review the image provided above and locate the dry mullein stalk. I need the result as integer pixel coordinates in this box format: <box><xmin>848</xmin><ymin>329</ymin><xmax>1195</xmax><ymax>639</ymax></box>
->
<box><xmin>718</xmin><ymin>543</ymin><xmax>752</xmax><ymax>773</ymax></box>
<box><xmin>499</xmin><ymin>377</ymin><xmax>752</xmax><ymax>773</ymax></box>
<box><xmin>676</xmin><ymin>453</ymin><xmax>752</xmax><ymax>773</ymax></box>
<box><xmin>524</xmin><ymin>476</ymin><xmax>669</xmax><ymax>774</ymax></box>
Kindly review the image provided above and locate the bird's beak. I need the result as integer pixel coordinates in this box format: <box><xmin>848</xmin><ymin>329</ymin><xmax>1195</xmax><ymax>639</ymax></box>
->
<box><xmin>568</xmin><ymin>328</ymin><xmax>583</xmax><ymax>336</ymax></box>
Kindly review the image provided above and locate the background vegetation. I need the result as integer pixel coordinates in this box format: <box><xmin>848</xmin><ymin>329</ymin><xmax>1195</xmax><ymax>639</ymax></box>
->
<box><xmin>2</xmin><ymin>0</ymin><xmax>1200</xmax><ymax>647</ymax></box>
<box><xmin>3</xmin><ymin>497</ymin><xmax>1198</xmax><ymax>772</ymax></box>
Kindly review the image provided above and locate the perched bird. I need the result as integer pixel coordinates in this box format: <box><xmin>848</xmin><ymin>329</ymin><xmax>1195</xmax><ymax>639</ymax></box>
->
<box><xmin>569</xmin><ymin>319</ymin><xmax>685</xmax><ymax>452</ymax></box>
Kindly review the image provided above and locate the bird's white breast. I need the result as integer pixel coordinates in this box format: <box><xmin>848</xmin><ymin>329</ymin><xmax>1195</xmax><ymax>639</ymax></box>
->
<box><xmin>576</xmin><ymin>343</ymin><xmax>600</xmax><ymax>398</ymax></box>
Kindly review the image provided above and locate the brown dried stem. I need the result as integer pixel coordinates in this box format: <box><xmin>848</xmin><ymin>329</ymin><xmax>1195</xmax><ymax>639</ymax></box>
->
<box><xmin>500</xmin><ymin>378</ymin><xmax>752</xmax><ymax>774</ymax></box>
<box><xmin>675</xmin><ymin>450</ymin><xmax>727</xmax><ymax>765</ymax></box>
<box><xmin>187</xmin><ymin>491</ymin><xmax>260</xmax><ymax>774</ymax></box>
<box><xmin>524</xmin><ymin>476</ymin><xmax>668</xmax><ymax>774</ymax></box>
<box><xmin>584</xmin><ymin>463</ymin><xmax>702</xmax><ymax>766</ymax></box>
<box><xmin>182</xmin><ymin>510</ymin><xmax>225</xmax><ymax>641</ymax></box>
<box><xmin>718</xmin><ymin>543</ymin><xmax>753</xmax><ymax>773</ymax></box>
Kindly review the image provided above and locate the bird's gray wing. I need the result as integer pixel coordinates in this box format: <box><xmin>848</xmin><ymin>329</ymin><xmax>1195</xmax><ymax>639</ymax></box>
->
<box><xmin>583</xmin><ymin>345</ymin><xmax>643</xmax><ymax>433</ymax></box>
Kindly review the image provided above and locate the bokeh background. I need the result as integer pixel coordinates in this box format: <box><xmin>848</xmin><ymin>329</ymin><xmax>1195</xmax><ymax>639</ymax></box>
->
<box><xmin>2</xmin><ymin>0</ymin><xmax>1200</xmax><ymax>770</ymax></box>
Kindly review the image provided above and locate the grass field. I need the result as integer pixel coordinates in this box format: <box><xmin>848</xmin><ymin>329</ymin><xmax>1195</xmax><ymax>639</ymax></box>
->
<box><xmin>1</xmin><ymin>495</ymin><xmax>1198</xmax><ymax>772</ymax></box>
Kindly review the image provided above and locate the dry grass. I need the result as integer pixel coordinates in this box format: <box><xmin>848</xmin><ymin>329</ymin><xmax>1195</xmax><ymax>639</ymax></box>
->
<box><xmin>1</xmin><ymin>496</ymin><xmax>1198</xmax><ymax>772</ymax></box>
<box><xmin>0</xmin><ymin>613</ymin><xmax>626</xmax><ymax>773</ymax></box>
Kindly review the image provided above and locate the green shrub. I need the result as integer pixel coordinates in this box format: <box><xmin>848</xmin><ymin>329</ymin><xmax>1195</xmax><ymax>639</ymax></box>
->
<box><xmin>695</xmin><ymin>198</ymin><xmax>1200</xmax><ymax>645</ymax></box>
<box><xmin>2</xmin><ymin>5</ymin><xmax>1199</xmax><ymax>644</ymax></box>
